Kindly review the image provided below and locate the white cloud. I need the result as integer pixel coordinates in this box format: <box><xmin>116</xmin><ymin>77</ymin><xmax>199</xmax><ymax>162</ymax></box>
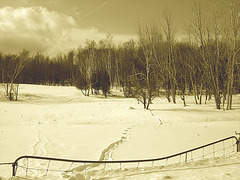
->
<box><xmin>0</xmin><ymin>6</ymin><xmax>78</xmax><ymax>55</ymax></box>
<box><xmin>0</xmin><ymin>6</ymin><xmax>127</xmax><ymax>56</ymax></box>
<box><xmin>0</xmin><ymin>6</ymin><xmax>135</xmax><ymax>56</ymax></box>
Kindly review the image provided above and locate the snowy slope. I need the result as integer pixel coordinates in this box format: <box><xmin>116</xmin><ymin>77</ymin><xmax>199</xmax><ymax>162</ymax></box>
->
<box><xmin>0</xmin><ymin>84</ymin><xmax>240</xmax><ymax>180</ymax></box>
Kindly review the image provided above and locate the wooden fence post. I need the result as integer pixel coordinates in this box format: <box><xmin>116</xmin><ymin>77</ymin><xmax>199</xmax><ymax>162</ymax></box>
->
<box><xmin>235</xmin><ymin>131</ymin><xmax>240</xmax><ymax>152</ymax></box>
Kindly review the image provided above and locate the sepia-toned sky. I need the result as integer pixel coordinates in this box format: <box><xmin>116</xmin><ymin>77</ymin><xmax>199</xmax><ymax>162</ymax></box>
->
<box><xmin>0</xmin><ymin>0</ymin><xmax>221</xmax><ymax>56</ymax></box>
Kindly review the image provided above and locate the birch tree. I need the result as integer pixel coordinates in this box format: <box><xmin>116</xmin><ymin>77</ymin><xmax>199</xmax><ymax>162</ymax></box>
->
<box><xmin>161</xmin><ymin>11</ymin><xmax>177</xmax><ymax>104</ymax></box>
<box><xmin>3</xmin><ymin>49</ymin><xmax>30</xmax><ymax>100</ymax></box>
<box><xmin>135</xmin><ymin>20</ymin><xmax>160</xmax><ymax>109</ymax></box>
<box><xmin>191</xmin><ymin>2</ymin><xmax>223</xmax><ymax>109</ymax></box>
<box><xmin>226</xmin><ymin>0</ymin><xmax>240</xmax><ymax>110</ymax></box>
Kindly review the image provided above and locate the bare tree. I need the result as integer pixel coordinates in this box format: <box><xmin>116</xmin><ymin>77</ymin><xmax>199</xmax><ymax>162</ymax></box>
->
<box><xmin>99</xmin><ymin>33</ymin><xmax>114</xmax><ymax>87</ymax></box>
<box><xmin>117</xmin><ymin>40</ymin><xmax>137</xmax><ymax>97</ymax></box>
<box><xmin>135</xmin><ymin>20</ymin><xmax>160</xmax><ymax>109</ymax></box>
<box><xmin>191</xmin><ymin>2</ymin><xmax>224</xmax><ymax>109</ymax></box>
<box><xmin>225</xmin><ymin>0</ymin><xmax>240</xmax><ymax>110</ymax></box>
<box><xmin>2</xmin><ymin>49</ymin><xmax>30</xmax><ymax>100</ymax></box>
<box><xmin>74</xmin><ymin>40</ymin><xmax>98</xmax><ymax>96</ymax></box>
<box><xmin>75</xmin><ymin>47</ymin><xmax>89</xmax><ymax>95</ymax></box>
<box><xmin>175</xmin><ymin>42</ymin><xmax>192</xmax><ymax>107</ymax></box>
<box><xmin>67</xmin><ymin>51</ymin><xmax>75</xmax><ymax>86</ymax></box>
<box><xmin>161</xmin><ymin>11</ymin><xmax>177</xmax><ymax>104</ymax></box>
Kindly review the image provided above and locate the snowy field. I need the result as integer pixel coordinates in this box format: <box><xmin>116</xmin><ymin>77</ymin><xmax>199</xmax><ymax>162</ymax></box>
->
<box><xmin>0</xmin><ymin>84</ymin><xmax>240</xmax><ymax>180</ymax></box>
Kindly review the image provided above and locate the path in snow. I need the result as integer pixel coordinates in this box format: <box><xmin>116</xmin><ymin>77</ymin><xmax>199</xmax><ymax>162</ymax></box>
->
<box><xmin>69</xmin><ymin>125</ymin><xmax>135</xmax><ymax>174</ymax></box>
<box><xmin>33</xmin><ymin>108</ymin><xmax>49</xmax><ymax>157</ymax></box>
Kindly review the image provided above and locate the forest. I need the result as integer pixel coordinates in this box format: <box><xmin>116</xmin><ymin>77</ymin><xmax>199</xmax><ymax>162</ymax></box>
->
<box><xmin>0</xmin><ymin>2</ymin><xmax>240</xmax><ymax>110</ymax></box>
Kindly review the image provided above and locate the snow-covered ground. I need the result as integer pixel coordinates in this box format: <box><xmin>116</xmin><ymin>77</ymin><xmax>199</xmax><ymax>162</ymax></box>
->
<box><xmin>0</xmin><ymin>84</ymin><xmax>240</xmax><ymax>180</ymax></box>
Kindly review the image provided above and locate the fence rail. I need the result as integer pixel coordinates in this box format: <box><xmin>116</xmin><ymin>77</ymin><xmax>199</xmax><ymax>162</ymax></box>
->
<box><xmin>12</xmin><ymin>136</ymin><xmax>239</xmax><ymax>176</ymax></box>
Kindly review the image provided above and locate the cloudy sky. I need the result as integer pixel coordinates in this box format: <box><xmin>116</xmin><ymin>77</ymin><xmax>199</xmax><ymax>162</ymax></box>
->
<box><xmin>0</xmin><ymin>0</ymin><xmax>218</xmax><ymax>56</ymax></box>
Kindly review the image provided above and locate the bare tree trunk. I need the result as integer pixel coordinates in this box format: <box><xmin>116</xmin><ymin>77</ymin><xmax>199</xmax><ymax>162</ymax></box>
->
<box><xmin>205</xmin><ymin>90</ymin><xmax>208</xmax><ymax>104</ymax></box>
<box><xmin>199</xmin><ymin>82</ymin><xmax>203</xmax><ymax>105</ymax></box>
<box><xmin>165</xmin><ymin>88</ymin><xmax>171</xmax><ymax>102</ymax></box>
<box><xmin>180</xmin><ymin>90</ymin><xmax>186</xmax><ymax>107</ymax></box>
<box><xmin>9</xmin><ymin>81</ymin><xmax>14</xmax><ymax>101</ymax></box>
<box><xmin>171</xmin><ymin>84</ymin><xmax>176</xmax><ymax>104</ymax></box>
<box><xmin>15</xmin><ymin>84</ymin><xmax>19</xmax><ymax>101</ymax></box>
<box><xmin>6</xmin><ymin>82</ymin><xmax>9</xmax><ymax>96</ymax></box>
<box><xmin>190</xmin><ymin>73</ymin><xmax>198</xmax><ymax>104</ymax></box>
<box><xmin>222</xmin><ymin>90</ymin><xmax>226</xmax><ymax>111</ymax></box>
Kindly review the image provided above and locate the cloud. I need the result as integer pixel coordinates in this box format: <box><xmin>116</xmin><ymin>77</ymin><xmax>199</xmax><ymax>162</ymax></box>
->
<box><xmin>0</xmin><ymin>6</ymin><xmax>76</xmax><ymax>55</ymax></box>
<box><xmin>0</xmin><ymin>6</ymin><xmax>133</xmax><ymax>56</ymax></box>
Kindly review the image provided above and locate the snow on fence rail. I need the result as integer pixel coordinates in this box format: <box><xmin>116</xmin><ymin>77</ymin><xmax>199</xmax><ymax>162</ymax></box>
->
<box><xmin>9</xmin><ymin>136</ymin><xmax>239</xmax><ymax>177</ymax></box>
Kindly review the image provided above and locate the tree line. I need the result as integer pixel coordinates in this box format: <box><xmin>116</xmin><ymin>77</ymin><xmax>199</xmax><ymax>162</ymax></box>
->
<box><xmin>0</xmin><ymin>1</ymin><xmax>240</xmax><ymax>110</ymax></box>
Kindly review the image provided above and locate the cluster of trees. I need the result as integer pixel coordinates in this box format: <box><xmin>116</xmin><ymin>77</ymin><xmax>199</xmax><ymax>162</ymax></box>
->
<box><xmin>0</xmin><ymin>1</ymin><xmax>240</xmax><ymax>110</ymax></box>
<box><xmin>0</xmin><ymin>50</ymin><xmax>30</xmax><ymax>100</ymax></box>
